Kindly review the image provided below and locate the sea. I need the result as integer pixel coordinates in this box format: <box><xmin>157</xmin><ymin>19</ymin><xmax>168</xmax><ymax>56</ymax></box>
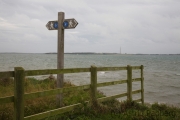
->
<box><xmin>0</xmin><ymin>53</ymin><xmax>180</xmax><ymax>107</ymax></box>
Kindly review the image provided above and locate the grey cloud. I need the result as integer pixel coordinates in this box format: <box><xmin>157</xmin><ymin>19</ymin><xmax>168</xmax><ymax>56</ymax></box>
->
<box><xmin>0</xmin><ymin>0</ymin><xmax>180</xmax><ymax>54</ymax></box>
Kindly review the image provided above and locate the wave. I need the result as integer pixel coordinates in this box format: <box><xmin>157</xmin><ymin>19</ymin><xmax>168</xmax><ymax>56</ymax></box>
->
<box><xmin>99</xmin><ymin>72</ymin><xmax>105</xmax><ymax>75</ymax></box>
<box><xmin>175</xmin><ymin>73</ymin><xmax>180</xmax><ymax>76</ymax></box>
<box><xmin>169</xmin><ymin>85</ymin><xmax>180</xmax><ymax>89</ymax></box>
<box><xmin>100</xmin><ymin>72</ymin><xmax>105</xmax><ymax>74</ymax></box>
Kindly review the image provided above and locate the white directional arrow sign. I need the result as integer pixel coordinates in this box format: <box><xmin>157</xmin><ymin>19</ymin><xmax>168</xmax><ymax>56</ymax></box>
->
<box><xmin>46</xmin><ymin>18</ymin><xmax>78</xmax><ymax>30</ymax></box>
<box><xmin>63</xmin><ymin>18</ymin><xmax>78</xmax><ymax>29</ymax></box>
<box><xmin>46</xmin><ymin>21</ymin><xmax>58</xmax><ymax>30</ymax></box>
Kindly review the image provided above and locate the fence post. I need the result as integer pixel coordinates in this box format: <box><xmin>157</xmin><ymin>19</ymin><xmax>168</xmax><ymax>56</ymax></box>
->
<box><xmin>127</xmin><ymin>65</ymin><xmax>132</xmax><ymax>102</ymax></box>
<box><xmin>90</xmin><ymin>65</ymin><xmax>97</xmax><ymax>107</ymax></box>
<box><xmin>141</xmin><ymin>65</ymin><xmax>144</xmax><ymax>104</ymax></box>
<box><xmin>14</xmin><ymin>67</ymin><xmax>25</xmax><ymax>120</ymax></box>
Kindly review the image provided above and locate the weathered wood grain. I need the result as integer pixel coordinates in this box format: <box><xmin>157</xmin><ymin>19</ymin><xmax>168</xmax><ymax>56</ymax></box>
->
<box><xmin>97</xmin><ymin>92</ymin><xmax>127</xmax><ymax>102</ymax></box>
<box><xmin>14</xmin><ymin>67</ymin><xmax>25</xmax><ymax>120</ymax></box>
<box><xmin>90</xmin><ymin>65</ymin><xmax>97</xmax><ymax>106</ymax></box>
<box><xmin>97</xmin><ymin>79</ymin><xmax>127</xmax><ymax>87</ymax></box>
<box><xmin>24</xmin><ymin>103</ymin><xmax>83</xmax><ymax>120</ymax></box>
<box><xmin>25</xmin><ymin>68</ymin><xmax>90</xmax><ymax>76</ymax></box>
<box><xmin>0</xmin><ymin>96</ymin><xmax>14</xmax><ymax>104</ymax></box>
<box><xmin>97</xmin><ymin>66</ymin><xmax>127</xmax><ymax>71</ymax></box>
<box><xmin>141</xmin><ymin>65</ymin><xmax>144</xmax><ymax>104</ymax></box>
<box><xmin>127</xmin><ymin>65</ymin><xmax>132</xmax><ymax>102</ymax></box>
<box><xmin>0</xmin><ymin>71</ymin><xmax>14</xmax><ymax>78</ymax></box>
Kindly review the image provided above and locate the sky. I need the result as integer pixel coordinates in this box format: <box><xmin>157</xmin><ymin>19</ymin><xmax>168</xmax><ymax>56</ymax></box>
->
<box><xmin>0</xmin><ymin>0</ymin><xmax>180</xmax><ymax>54</ymax></box>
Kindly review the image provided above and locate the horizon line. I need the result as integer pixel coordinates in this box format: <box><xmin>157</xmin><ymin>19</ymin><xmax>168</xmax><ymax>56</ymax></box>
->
<box><xmin>0</xmin><ymin>52</ymin><xmax>179</xmax><ymax>55</ymax></box>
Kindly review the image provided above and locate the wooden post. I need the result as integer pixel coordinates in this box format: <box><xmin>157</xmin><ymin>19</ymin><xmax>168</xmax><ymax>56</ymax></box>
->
<box><xmin>14</xmin><ymin>67</ymin><xmax>25</xmax><ymax>120</ymax></box>
<box><xmin>57</xmin><ymin>12</ymin><xmax>64</xmax><ymax>107</ymax></box>
<box><xmin>127</xmin><ymin>65</ymin><xmax>132</xmax><ymax>102</ymax></box>
<box><xmin>90</xmin><ymin>65</ymin><xmax>97</xmax><ymax>107</ymax></box>
<box><xmin>141</xmin><ymin>65</ymin><xmax>144</xmax><ymax>104</ymax></box>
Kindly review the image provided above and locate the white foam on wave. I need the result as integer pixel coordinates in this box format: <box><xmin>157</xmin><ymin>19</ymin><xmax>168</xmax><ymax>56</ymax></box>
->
<box><xmin>98</xmin><ymin>72</ymin><xmax>106</xmax><ymax>76</ymax></box>
<box><xmin>175</xmin><ymin>73</ymin><xmax>180</xmax><ymax>76</ymax></box>
<box><xmin>100</xmin><ymin>72</ymin><xmax>105</xmax><ymax>74</ymax></box>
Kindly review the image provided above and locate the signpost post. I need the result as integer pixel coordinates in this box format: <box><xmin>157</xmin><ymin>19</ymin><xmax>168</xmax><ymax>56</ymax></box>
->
<box><xmin>46</xmin><ymin>12</ymin><xmax>78</xmax><ymax>107</ymax></box>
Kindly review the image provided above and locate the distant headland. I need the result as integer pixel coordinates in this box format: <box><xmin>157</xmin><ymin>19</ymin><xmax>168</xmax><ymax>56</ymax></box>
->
<box><xmin>45</xmin><ymin>52</ymin><xmax>180</xmax><ymax>55</ymax></box>
<box><xmin>0</xmin><ymin>52</ymin><xmax>179</xmax><ymax>55</ymax></box>
<box><xmin>45</xmin><ymin>52</ymin><xmax>118</xmax><ymax>55</ymax></box>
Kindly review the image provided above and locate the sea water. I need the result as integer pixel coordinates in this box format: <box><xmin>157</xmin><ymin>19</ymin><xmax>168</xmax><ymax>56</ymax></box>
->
<box><xmin>0</xmin><ymin>53</ymin><xmax>180</xmax><ymax>107</ymax></box>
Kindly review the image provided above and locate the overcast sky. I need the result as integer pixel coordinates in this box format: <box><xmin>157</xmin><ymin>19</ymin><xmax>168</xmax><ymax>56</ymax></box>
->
<box><xmin>0</xmin><ymin>0</ymin><xmax>180</xmax><ymax>54</ymax></box>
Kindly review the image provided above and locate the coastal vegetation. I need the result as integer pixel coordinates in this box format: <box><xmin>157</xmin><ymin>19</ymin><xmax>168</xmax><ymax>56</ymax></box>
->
<box><xmin>0</xmin><ymin>77</ymin><xmax>180</xmax><ymax>120</ymax></box>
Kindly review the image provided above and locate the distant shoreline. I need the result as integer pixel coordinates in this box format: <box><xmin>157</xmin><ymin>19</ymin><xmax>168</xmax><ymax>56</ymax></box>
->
<box><xmin>0</xmin><ymin>52</ymin><xmax>179</xmax><ymax>55</ymax></box>
<box><xmin>46</xmin><ymin>53</ymin><xmax>180</xmax><ymax>55</ymax></box>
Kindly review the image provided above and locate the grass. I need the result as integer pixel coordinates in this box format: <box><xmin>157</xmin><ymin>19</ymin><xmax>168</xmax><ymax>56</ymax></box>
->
<box><xmin>0</xmin><ymin>77</ymin><xmax>180</xmax><ymax>120</ymax></box>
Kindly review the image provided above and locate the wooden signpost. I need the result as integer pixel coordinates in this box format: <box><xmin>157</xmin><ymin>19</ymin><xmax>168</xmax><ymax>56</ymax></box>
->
<box><xmin>46</xmin><ymin>18</ymin><xmax>78</xmax><ymax>30</ymax></box>
<box><xmin>46</xmin><ymin>12</ymin><xmax>78</xmax><ymax>107</ymax></box>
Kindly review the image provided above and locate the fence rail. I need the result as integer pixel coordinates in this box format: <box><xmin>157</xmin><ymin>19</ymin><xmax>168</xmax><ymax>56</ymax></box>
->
<box><xmin>0</xmin><ymin>65</ymin><xmax>144</xmax><ymax>120</ymax></box>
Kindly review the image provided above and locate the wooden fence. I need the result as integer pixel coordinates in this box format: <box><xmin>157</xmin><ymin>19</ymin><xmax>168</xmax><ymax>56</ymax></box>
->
<box><xmin>0</xmin><ymin>65</ymin><xmax>144</xmax><ymax>120</ymax></box>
